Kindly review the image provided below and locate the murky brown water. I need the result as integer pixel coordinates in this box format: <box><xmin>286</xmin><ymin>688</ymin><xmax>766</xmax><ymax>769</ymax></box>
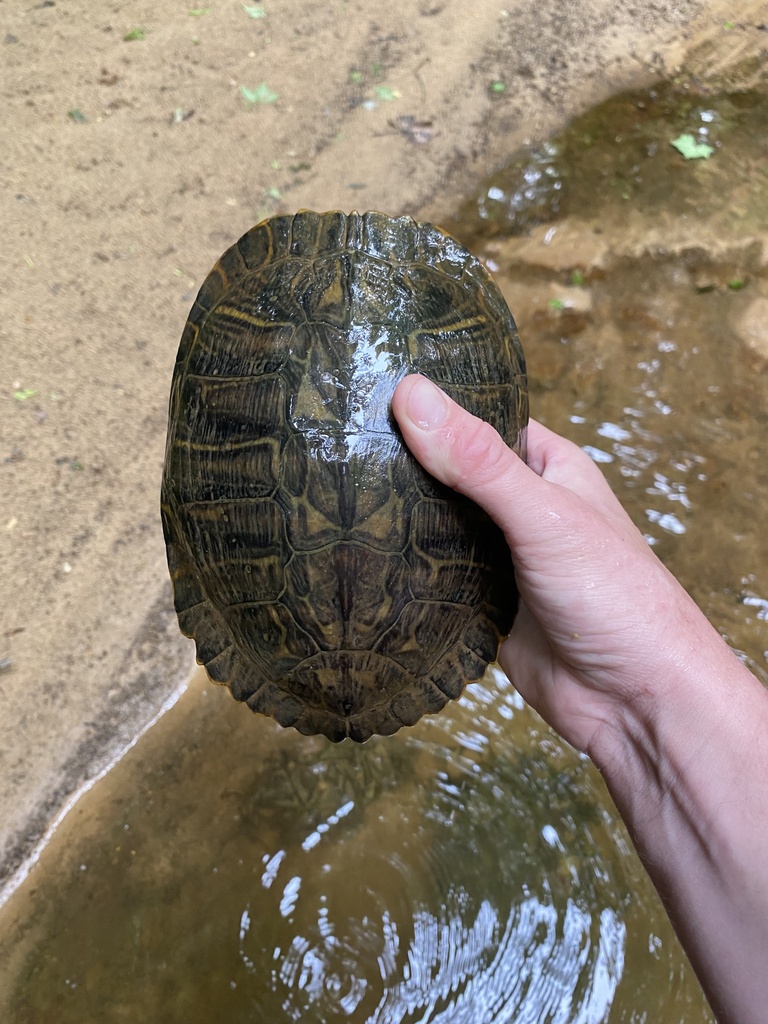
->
<box><xmin>454</xmin><ymin>80</ymin><xmax>768</xmax><ymax>678</ymax></box>
<box><xmin>1</xmin><ymin>79</ymin><xmax>766</xmax><ymax>1022</ymax></box>
<box><xmin>0</xmin><ymin>669</ymin><xmax>710</xmax><ymax>1023</ymax></box>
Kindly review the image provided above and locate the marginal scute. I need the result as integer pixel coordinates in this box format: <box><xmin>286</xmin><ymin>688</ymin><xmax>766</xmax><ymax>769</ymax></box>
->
<box><xmin>161</xmin><ymin>210</ymin><xmax>528</xmax><ymax>742</ymax></box>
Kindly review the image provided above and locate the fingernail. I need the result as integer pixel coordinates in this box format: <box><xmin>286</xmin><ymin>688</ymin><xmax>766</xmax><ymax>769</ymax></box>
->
<box><xmin>406</xmin><ymin>375</ymin><xmax>447</xmax><ymax>430</ymax></box>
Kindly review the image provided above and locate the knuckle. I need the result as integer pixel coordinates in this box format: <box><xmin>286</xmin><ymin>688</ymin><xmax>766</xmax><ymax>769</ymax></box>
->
<box><xmin>450</xmin><ymin>415</ymin><xmax>508</xmax><ymax>488</ymax></box>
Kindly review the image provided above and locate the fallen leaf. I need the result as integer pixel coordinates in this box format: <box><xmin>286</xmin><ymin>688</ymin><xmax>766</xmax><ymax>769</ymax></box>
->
<box><xmin>240</xmin><ymin>83</ymin><xmax>279</xmax><ymax>105</ymax></box>
<box><xmin>670</xmin><ymin>133</ymin><xmax>714</xmax><ymax>160</ymax></box>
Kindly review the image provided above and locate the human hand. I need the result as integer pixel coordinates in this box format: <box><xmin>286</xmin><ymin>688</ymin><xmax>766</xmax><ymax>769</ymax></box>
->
<box><xmin>394</xmin><ymin>373</ymin><xmax>768</xmax><ymax>1024</ymax></box>
<box><xmin>392</xmin><ymin>373</ymin><xmax>715</xmax><ymax>755</ymax></box>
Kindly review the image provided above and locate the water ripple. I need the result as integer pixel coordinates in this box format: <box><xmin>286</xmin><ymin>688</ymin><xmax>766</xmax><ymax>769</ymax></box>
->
<box><xmin>256</xmin><ymin>890</ymin><xmax>626</xmax><ymax>1023</ymax></box>
<box><xmin>230</xmin><ymin>672</ymin><xmax>640</xmax><ymax>1022</ymax></box>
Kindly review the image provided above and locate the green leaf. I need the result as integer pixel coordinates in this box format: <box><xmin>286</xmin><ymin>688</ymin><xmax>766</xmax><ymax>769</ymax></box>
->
<box><xmin>548</xmin><ymin>298</ymin><xmax>565</xmax><ymax>310</ymax></box>
<box><xmin>571</xmin><ymin>269</ymin><xmax>585</xmax><ymax>287</ymax></box>
<box><xmin>123</xmin><ymin>27</ymin><xmax>147</xmax><ymax>41</ymax></box>
<box><xmin>728</xmin><ymin>278</ymin><xmax>745</xmax><ymax>290</ymax></box>
<box><xmin>490</xmin><ymin>80</ymin><xmax>506</xmax><ymax>93</ymax></box>
<box><xmin>670</xmin><ymin>133</ymin><xmax>714</xmax><ymax>160</ymax></box>
<box><xmin>240</xmin><ymin>83</ymin><xmax>279</xmax><ymax>106</ymax></box>
<box><xmin>13</xmin><ymin>388</ymin><xmax>37</xmax><ymax>401</ymax></box>
<box><xmin>242</xmin><ymin>3</ymin><xmax>266</xmax><ymax>17</ymax></box>
<box><xmin>67</xmin><ymin>108</ymin><xmax>87</xmax><ymax>123</ymax></box>
<box><xmin>374</xmin><ymin>86</ymin><xmax>398</xmax><ymax>101</ymax></box>
<box><xmin>188</xmin><ymin>7</ymin><xmax>211</xmax><ymax>15</ymax></box>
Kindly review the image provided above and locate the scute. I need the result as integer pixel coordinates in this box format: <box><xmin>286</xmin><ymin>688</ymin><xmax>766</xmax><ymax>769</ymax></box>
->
<box><xmin>161</xmin><ymin>210</ymin><xmax>528</xmax><ymax>742</ymax></box>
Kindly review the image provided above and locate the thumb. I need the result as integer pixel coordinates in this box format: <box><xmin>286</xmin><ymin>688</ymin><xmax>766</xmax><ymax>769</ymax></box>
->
<box><xmin>391</xmin><ymin>373</ymin><xmax>532</xmax><ymax>537</ymax></box>
<box><xmin>392</xmin><ymin>374</ymin><xmax>656</xmax><ymax>589</ymax></box>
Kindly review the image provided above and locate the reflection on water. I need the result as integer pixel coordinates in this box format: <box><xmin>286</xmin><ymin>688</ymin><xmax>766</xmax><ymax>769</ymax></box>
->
<box><xmin>466</xmin><ymin>82</ymin><xmax>768</xmax><ymax>241</ymax></box>
<box><xmin>234</xmin><ymin>671</ymin><xmax>628</xmax><ymax>1023</ymax></box>
<box><xmin>2</xmin><ymin>75</ymin><xmax>767</xmax><ymax>1022</ymax></box>
<box><xmin>474</xmin><ymin>140</ymin><xmax>565</xmax><ymax>237</ymax></box>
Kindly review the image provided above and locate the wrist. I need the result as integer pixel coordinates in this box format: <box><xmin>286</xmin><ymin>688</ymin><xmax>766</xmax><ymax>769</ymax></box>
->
<box><xmin>588</xmin><ymin>598</ymin><xmax>768</xmax><ymax>868</ymax></box>
<box><xmin>587</xmin><ymin>568</ymin><xmax>738</xmax><ymax>774</ymax></box>
<box><xmin>588</xmin><ymin>613</ymin><xmax>768</xmax><ymax>1024</ymax></box>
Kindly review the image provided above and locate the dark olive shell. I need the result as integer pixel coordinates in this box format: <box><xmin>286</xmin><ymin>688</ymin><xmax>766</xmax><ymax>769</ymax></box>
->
<box><xmin>161</xmin><ymin>210</ymin><xmax>528</xmax><ymax>742</ymax></box>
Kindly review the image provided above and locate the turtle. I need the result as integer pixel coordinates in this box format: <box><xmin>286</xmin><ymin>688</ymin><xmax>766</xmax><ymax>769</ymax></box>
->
<box><xmin>161</xmin><ymin>210</ymin><xmax>528</xmax><ymax>742</ymax></box>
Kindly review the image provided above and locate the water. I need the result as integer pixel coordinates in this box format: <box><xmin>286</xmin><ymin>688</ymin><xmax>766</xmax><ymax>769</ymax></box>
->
<box><xmin>1</xmin><ymin>78</ymin><xmax>767</xmax><ymax>1022</ymax></box>
<box><xmin>453</xmin><ymin>80</ymin><xmax>768</xmax><ymax>676</ymax></box>
<box><xmin>464</xmin><ymin>82</ymin><xmax>768</xmax><ymax>241</ymax></box>
<box><xmin>0</xmin><ymin>669</ymin><xmax>708</xmax><ymax>1022</ymax></box>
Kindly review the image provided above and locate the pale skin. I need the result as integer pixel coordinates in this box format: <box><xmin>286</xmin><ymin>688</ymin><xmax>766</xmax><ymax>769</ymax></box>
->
<box><xmin>392</xmin><ymin>373</ymin><xmax>768</xmax><ymax>1024</ymax></box>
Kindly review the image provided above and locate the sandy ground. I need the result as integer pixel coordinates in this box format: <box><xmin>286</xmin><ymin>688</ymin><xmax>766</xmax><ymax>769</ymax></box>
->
<box><xmin>1</xmin><ymin>0</ymin><xmax>765</xmax><ymax>894</ymax></box>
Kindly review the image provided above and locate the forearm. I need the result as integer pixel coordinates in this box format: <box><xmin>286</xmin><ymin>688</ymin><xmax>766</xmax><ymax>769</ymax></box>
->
<box><xmin>590</xmin><ymin>610</ymin><xmax>768</xmax><ymax>1024</ymax></box>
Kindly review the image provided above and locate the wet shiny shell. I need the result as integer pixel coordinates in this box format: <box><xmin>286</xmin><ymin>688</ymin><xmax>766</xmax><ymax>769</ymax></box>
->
<box><xmin>161</xmin><ymin>210</ymin><xmax>528</xmax><ymax>742</ymax></box>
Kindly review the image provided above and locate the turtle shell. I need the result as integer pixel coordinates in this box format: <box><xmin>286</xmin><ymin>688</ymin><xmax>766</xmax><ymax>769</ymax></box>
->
<box><xmin>161</xmin><ymin>210</ymin><xmax>528</xmax><ymax>742</ymax></box>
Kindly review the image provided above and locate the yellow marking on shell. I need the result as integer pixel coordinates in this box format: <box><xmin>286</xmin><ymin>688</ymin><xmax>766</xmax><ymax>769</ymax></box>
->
<box><xmin>176</xmin><ymin>502</ymin><xmax>234</xmax><ymax>522</ymax></box>
<box><xmin>168</xmin><ymin>566</ymin><xmax>198</xmax><ymax>589</ymax></box>
<box><xmin>415</xmin><ymin>314</ymin><xmax>487</xmax><ymax>335</ymax></box>
<box><xmin>406</xmin><ymin>315</ymin><xmax>489</xmax><ymax>354</ymax></box>
<box><xmin>214</xmin><ymin>305</ymin><xmax>291</xmax><ymax>330</ymax></box>
<box><xmin>263</xmin><ymin>223</ymin><xmax>275</xmax><ymax>264</ymax></box>
<box><xmin>183</xmin><ymin>372</ymin><xmax>282</xmax><ymax>386</ymax></box>
<box><xmin>316</xmin><ymin>272</ymin><xmax>344</xmax><ymax>310</ymax></box>
<box><xmin>173</xmin><ymin>437</ymin><xmax>272</xmax><ymax>453</ymax></box>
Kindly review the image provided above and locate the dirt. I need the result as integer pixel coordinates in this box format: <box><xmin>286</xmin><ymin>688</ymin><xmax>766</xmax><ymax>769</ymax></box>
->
<box><xmin>1</xmin><ymin>0</ymin><xmax>766</xmax><ymax>898</ymax></box>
